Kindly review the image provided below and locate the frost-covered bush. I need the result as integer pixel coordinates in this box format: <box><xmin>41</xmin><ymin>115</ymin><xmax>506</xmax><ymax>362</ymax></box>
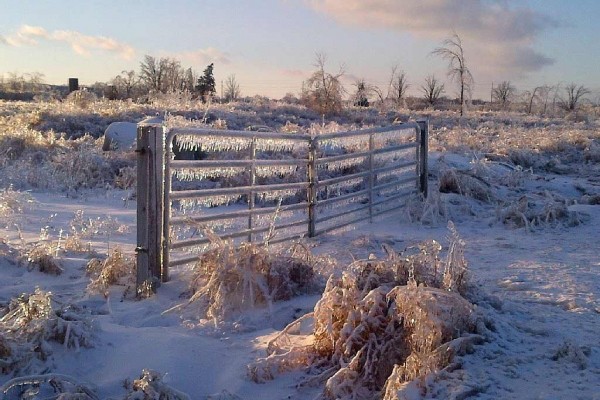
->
<box><xmin>123</xmin><ymin>369</ymin><xmax>190</xmax><ymax>400</ymax></box>
<box><xmin>0</xmin><ymin>186</ymin><xmax>34</xmax><ymax>220</ymax></box>
<box><xmin>86</xmin><ymin>248</ymin><xmax>135</xmax><ymax>297</ymax></box>
<box><xmin>168</xmin><ymin>233</ymin><xmax>329</xmax><ymax>326</ymax></box>
<box><xmin>0</xmin><ymin>288</ymin><xmax>95</xmax><ymax>375</ymax></box>
<box><xmin>66</xmin><ymin>90</ymin><xmax>98</xmax><ymax>109</ymax></box>
<box><xmin>0</xmin><ymin>373</ymin><xmax>98</xmax><ymax>399</ymax></box>
<box><xmin>22</xmin><ymin>244</ymin><xmax>63</xmax><ymax>275</ymax></box>
<box><xmin>248</xmin><ymin>223</ymin><xmax>481</xmax><ymax>399</ymax></box>
<box><xmin>497</xmin><ymin>191</ymin><xmax>584</xmax><ymax>230</ymax></box>
<box><xmin>438</xmin><ymin>168</ymin><xmax>493</xmax><ymax>202</ymax></box>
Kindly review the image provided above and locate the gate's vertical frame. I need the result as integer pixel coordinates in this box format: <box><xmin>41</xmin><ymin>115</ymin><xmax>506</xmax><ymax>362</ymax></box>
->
<box><xmin>368</xmin><ymin>132</ymin><xmax>375</xmax><ymax>222</ymax></box>
<box><xmin>416</xmin><ymin>119</ymin><xmax>429</xmax><ymax>198</ymax></box>
<box><xmin>248</xmin><ymin>137</ymin><xmax>257</xmax><ymax>242</ymax></box>
<box><xmin>308</xmin><ymin>136</ymin><xmax>318</xmax><ymax>237</ymax></box>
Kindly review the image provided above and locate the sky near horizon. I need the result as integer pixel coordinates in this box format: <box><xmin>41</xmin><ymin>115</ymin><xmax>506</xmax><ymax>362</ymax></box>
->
<box><xmin>1</xmin><ymin>0</ymin><xmax>598</xmax><ymax>100</ymax></box>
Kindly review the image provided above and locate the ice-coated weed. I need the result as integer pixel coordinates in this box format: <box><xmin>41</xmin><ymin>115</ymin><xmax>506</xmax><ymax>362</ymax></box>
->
<box><xmin>248</xmin><ymin>224</ymin><xmax>481</xmax><ymax>399</ymax></box>
<box><xmin>86</xmin><ymin>248</ymin><xmax>135</xmax><ymax>297</ymax></box>
<box><xmin>0</xmin><ymin>373</ymin><xmax>99</xmax><ymax>399</ymax></box>
<box><xmin>0</xmin><ymin>288</ymin><xmax>95</xmax><ymax>375</ymax></box>
<box><xmin>0</xmin><ymin>186</ymin><xmax>35</xmax><ymax>223</ymax></box>
<box><xmin>123</xmin><ymin>369</ymin><xmax>190</xmax><ymax>400</ymax></box>
<box><xmin>166</xmin><ymin>231</ymin><xmax>330</xmax><ymax>327</ymax></box>
<box><xmin>497</xmin><ymin>191</ymin><xmax>584</xmax><ymax>230</ymax></box>
<box><xmin>22</xmin><ymin>244</ymin><xmax>63</xmax><ymax>275</ymax></box>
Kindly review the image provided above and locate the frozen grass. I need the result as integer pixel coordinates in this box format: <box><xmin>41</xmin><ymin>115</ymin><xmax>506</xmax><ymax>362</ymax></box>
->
<box><xmin>86</xmin><ymin>248</ymin><xmax>135</xmax><ymax>298</ymax></box>
<box><xmin>167</xmin><ymin>231</ymin><xmax>333</xmax><ymax>328</ymax></box>
<box><xmin>248</xmin><ymin>223</ymin><xmax>483</xmax><ymax>400</ymax></box>
<box><xmin>0</xmin><ymin>186</ymin><xmax>35</xmax><ymax>219</ymax></box>
<box><xmin>0</xmin><ymin>288</ymin><xmax>95</xmax><ymax>376</ymax></box>
<box><xmin>0</xmin><ymin>99</ymin><xmax>597</xmax><ymax>398</ymax></box>
<box><xmin>122</xmin><ymin>369</ymin><xmax>190</xmax><ymax>400</ymax></box>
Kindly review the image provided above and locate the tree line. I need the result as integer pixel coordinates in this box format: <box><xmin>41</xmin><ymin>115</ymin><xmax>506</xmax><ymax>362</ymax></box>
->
<box><xmin>0</xmin><ymin>35</ymin><xmax>595</xmax><ymax>115</ymax></box>
<box><xmin>302</xmin><ymin>33</ymin><xmax>594</xmax><ymax>116</ymax></box>
<box><xmin>104</xmin><ymin>55</ymin><xmax>240</xmax><ymax>103</ymax></box>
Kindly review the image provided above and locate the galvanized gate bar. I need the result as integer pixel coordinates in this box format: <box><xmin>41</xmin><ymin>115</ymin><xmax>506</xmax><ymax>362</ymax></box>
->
<box><xmin>136</xmin><ymin>120</ymin><xmax>428</xmax><ymax>292</ymax></box>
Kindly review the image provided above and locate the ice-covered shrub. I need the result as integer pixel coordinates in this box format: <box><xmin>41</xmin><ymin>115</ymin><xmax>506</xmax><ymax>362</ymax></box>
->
<box><xmin>115</xmin><ymin>165</ymin><xmax>137</xmax><ymax>190</ymax></box>
<box><xmin>86</xmin><ymin>248</ymin><xmax>135</xmax><ymax>297</ymax></box>
<box><xmin>0</xmin><ymin>186</ymin><xmax>34</xmax><ymax>221</ymax></box>
<box><xmin>66</xmin><ymin>90</ymin><xmax>98</xmax><ymax>109</ymax></box>
<box><xmin>584</xmin><ymin>139</ymin><xmax>600</xmax><ymax>163</ymax></box>
<box><xmin>0</xmin><ymin>288</ymin><xmax>95</xmax><ymax>375</ymax></box>
<box><xmin>497</xmin><ymin>191</ymin><xmax>584</xmax><ymax>230</ymax></box>
<box><xmin>22</xmin><ymin>244</ymin><xmax>63</xmax><ymax>275</ymax></box>
<box><xmin>168</xmin><ymin>233</ymin><xmax>327</xmax><ymax>326</ymax></box>
<box><xmin>248</xmin><ymin>224</ymin><xmax>479</xmax><ymax>399</ymax></box>
<box><xmin>439</xmin><ymin>168</ymin><xmax>493</xmax><ymax>202</ymax></box>
<box><xmin>551</xmin><ymin>340</ymin><xmax>590</xmax><ymax>370</ymax></box>
<box><xmin>0</xmin><ymin>373</ymin><xmax>98</xmax><ymax>399</ymax></box>
<box><xmin>123</xmin><ymin>369</ymin><xmax>190</xmax><ymax>400</ymax></box>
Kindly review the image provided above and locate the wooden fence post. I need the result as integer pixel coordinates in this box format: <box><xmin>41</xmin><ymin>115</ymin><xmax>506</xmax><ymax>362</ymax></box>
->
<box><xmin>136</xmin><ymin>123</ymin><xmax>165</xmax><ymax>294</ymax></box>
<box><xmin>135</xmin><ymin>126</ymin><xmax>150</xmax><ymax>294</ymax></box>
<box><xmin>416</xmin><ymin>119</ymin><xmax>429</xmax><ymax>198</ymax></box>
<box><xmin>308</xmin><ymin>137</ymin><xmax>318</xmax><ymax>237</ymax></box>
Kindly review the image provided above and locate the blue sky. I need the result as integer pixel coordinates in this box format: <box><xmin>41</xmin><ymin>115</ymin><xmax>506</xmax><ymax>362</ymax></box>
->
<box><xmin>1</xmin><ymin>0</ymin><xmax>598</xmax><ymax>100</ymax></box>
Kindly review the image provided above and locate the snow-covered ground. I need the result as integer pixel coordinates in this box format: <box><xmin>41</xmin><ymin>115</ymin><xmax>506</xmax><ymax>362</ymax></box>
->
<box><xmin>0</xmin><ymin>102</ymin><xmax>598</xmax><ymax>399</ymax></box>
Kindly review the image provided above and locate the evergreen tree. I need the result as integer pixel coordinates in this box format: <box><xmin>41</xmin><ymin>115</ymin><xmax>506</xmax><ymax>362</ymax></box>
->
<box><xmin>196</xmin><ymin>63</ymin><xmax>216</xmax><ymax>102</ymax></box>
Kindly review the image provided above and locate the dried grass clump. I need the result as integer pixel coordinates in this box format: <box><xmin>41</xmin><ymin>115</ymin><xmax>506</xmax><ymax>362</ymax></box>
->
<box><xmin>123</xmin><ymin>369</ymin><xmax>190</xmax><ymax>400</ymax></box>
<box><xmin>439</xmin><ymin>168</ymin><xmax>493</xmax><ymax>202</ymax></box>
<box><xmin>22</xmin><ymin>244</ymin><xmax>64</xmax><ymax>275</ymax></box>
<box><xmin>0</xmin><ymin>288</ymin><xmax>95</xmax><ymax>375</ymax></box>
<box><xmin>584</xmin><ymin>139</ymin><xmax>600</xmax><ymax>163</ymax></box>
<box><xmin>170</xmin><ymin>234</ymin><xmax>324</xmax><ymax>325</ymax></box>
<box><xmin>86</xmin><ymin>248</ymin><xmax>135</xmax><ymax>297</ymax></box>
<box><xmin>66</xmin><ymin>90</ymin><xmax>98</xmax><ymax>109</ymax></box>
<box><xmin>249</xmin><ymin>223</ymin><xmax>480</xmax><ymax>399</ymax></box>
<box><xmin>497</xmin><ymin>191</ymin><xmax>584</xmax><ymax>230</ymax></box>
<box><xmin>0</xmin><ymin>238</ymin><xmax>19</xmax><ymax>265</ymax></box>
<box><xmin>0</xmin><ymin>185</ymin><xmax>35</xmax><ymax>220</ymax></box>
<box><xmin>115</xmin><ymin>165</ymin><xmax>137</xmax><ymax>190</ymax></box>
<box><xmin>51</xmin><ymin>138</ymin><xmax>115</xmax><ymax>193</ymax></box>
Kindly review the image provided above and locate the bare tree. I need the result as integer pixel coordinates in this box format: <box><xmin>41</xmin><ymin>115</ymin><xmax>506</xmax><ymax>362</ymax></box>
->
<box><xmin>139</xmin><ymin>55</ymin><xmax>189</xmax><ymax>94</ymax></box>
<box><xmin>25</xmin><ymin>72</ymin><xmax>45</xmax><ymax>92</ymax></box>
<box><xmin>492</xmin><ymin>81</ymin><xmax>516</xmax><ymax>109</ymax></box>
<box><xmin>6</xmin><ymin>72</ymin><xmax>24</xmax><ymax>92</ymax></box>
<box><xmin>561</xmin><ymin>83</ymin><xmax>590</xmax><ymax>111</ymax></box>
<box><xmin>301</xmin><ymin>53</ymin><xmax>345</xmax><ymax>115</ymax></box>
<box><xmin>223</xmin><ymin>74</ymin><xmax>241</xmax><ymax>102</ymax></box>
<box><xmin>525</xmin><ymin>86</ymin><xmax>541</xmax><ymax>114</ymax></box>
<box><xmin>432</xmin><ymin>33</ymin><xmax>473</xmax><ymax>116</ymax></box>
<box><xmin>390</xmin><ymin>69</ymin><xmax>410</xmax><ymax>106</ymax></box>
<box><xmin>139</xmin><ymin>55</ymin><xmax>163</xmax><ymax>93</ymax></box>
<box><xmin>112</xmin><ymin>70</ymin><xmax>139</xmax><ymax>99</ymax></box>
<box><xmin>421</xmin><ymin>75</ymin><xmax>445</xmax><ymax>107</ymax></box>
<box><xmin>371</xmin><ymin>66</ymin><xmax>409</xmax><ymax>109</ymax></box>
<box><xmin>524</xmin><ymin>85</ymin><xmax>553</xmax><ymax>115</ymax></box>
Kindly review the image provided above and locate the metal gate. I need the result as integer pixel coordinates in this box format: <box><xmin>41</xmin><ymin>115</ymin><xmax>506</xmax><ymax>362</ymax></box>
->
<box><xmin>135</xmin><ymin>120</ymin><xmax>428</xmax><ymax>291</ymax></box>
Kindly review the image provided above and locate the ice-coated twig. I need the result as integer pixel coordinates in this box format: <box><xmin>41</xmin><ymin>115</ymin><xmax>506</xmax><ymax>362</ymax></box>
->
<box><xmin>0</xmin><ymin>373</ymin><xmax>99</xmax><ymax>399</ymax></box>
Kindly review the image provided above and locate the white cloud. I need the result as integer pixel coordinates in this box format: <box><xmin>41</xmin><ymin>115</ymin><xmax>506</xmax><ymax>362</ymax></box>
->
<box><xmin>51</xmin><ymin>30</ymin><xmax>135</xmax><ymax>59</ymax></box>
<box><xmin>304</xmin><ymin>0</ymin><xmax>558</xmax><ymax>76</ymax></box>
<box><xmin>0</xmin><ymin>25</ymin><xmax>135</xmax><ymax>59</ymax></box>
<box><xmin>171</xmin><ymin>47</ymin><xmax>232</xmax><ymax>67</ymax></box>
